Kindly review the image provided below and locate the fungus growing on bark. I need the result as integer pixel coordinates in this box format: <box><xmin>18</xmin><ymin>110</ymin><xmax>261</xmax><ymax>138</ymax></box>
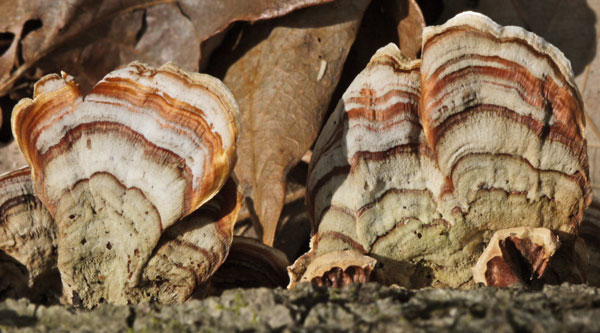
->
<box><xmin>289</xmin><ymin>12</ymin><xmax>590</xmax><ymax>288</ymax></box>
<box><xmin>472</xmin><ymin>227</ymin><xmax>559</xmax><ymax>287</ymax></box>
<box><xmin>10</xmin><ymin>61</ymin><xmax>241</xmax><ymax>307</ymax></box>
<box><xmin>0</xmin><ymin>167</ymin><xmax>60</xmax><ymax>301</ymax></box>
<box><xmin>472</xmin><ymin>227</ymin><xmax>589</xmax><ymax>288</ymax></box>
<box><xmin>289</xmin><ymin>250</ymin><xmax>376</xmax><ymax>288</ymax></box>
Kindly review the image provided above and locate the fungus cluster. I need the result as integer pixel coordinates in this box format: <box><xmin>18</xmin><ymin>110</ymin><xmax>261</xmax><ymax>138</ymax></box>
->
<box><xmin>0</xmin><ymin>12</ymin><xmax>592</xmax><ymax>305</ymax></box>
<box><xmin>289</xmin><ymin>12</ymin><xmax>591</xmax><ymax>288</ymax></box>
<box><xmin>1</xmin><ymin>62</ymin><xmax>241</xmax><ymax>308</ymax></box>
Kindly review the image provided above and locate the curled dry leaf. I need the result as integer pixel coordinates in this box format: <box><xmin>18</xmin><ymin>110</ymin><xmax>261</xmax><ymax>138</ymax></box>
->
<box><xmin>11</xmin><ymin>62</ymin><xmax>240</xmax><ymax>307</ymax></box>
<box><xmin>0</xmin><ymin>0</ymin><xmax>335</xmax><ymax>95</ymax></box>
<box><xmin>206</xmin><ymin>236</ymin><xmax>290</xmax><ymax>295</ymax></box>
<box><xmin>234</xmin><ymin>180</ymin><xmax>312</xmax><ymax>263</ymax></box>
<box><xmin>393</xmin><ymin>0</ymin><xmax>426</xmax><ymax>59</ymax></box>
<box><xmin>0</xmin><ymin>167</ymin><xmax>60</xmax><ymax>301</ymax></box>
<box><xmin>289</xmin><ymin>12</ymin><xmax>590</xmax><ymax>289</ymax></box>
<box><xmin>214</xmin><ymin>0</ymin><xmax>370</xmax><ymax>245</ymax></box>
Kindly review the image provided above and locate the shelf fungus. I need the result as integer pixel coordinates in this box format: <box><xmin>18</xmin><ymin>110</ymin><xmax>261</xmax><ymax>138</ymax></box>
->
<box><xmin>10</xmin><ymin>61</ymin><xmax>241</xmax><ymax>307</ymax></box>
<box><xmin>0</xmin><ymin>167</ymin><xmax>60</xmax><ymax>301</ymax></box>
<box><xmin>289</xmin><ymin>12</ymin><xmax>591</xmax><ymax>289</ymax></box>
<box><xmin>472</xmin><ymin>227</ymin><xmax>558</xmax><ymax>287</ymax></box>
<box><xmin>472</xmin><ymin>227</ymin><xmax>588</xmax><ymax>288</ymax></box>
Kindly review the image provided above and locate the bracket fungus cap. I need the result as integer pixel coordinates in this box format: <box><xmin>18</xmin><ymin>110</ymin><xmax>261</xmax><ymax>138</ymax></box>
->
<box><xmin>290</xmin><ymin>11</ymin><xmax>590</xmax><ymax>289</ymax></box>
<box><xmin>0</xmin><ymin>167</ymin><xmax>58</xmax><ymax>289</ymax></box>
<box><xmin>10</xmin><ymin>61</ymin><xmax>241</xmax><ymax>307</ymax></box>
<box><xmin>288</xmin><ymin>250</ymin><xmax>376</xmax><ymax>288</ymax></box>
<box><xmin>472</xmin><ymin>227</ymin><xmax>559</xmax><ymax>287</ymax></box>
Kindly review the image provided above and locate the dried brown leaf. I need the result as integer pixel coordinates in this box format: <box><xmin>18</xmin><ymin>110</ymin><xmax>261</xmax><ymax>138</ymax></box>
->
<box><xmin>205</xmin><ymin>236</ymin><xmax>290</xmax><ymax>295</ymax></box>
<box><xmin>211</xmin><ymin>0</ymin><xmax>370</xmax><ymax>245</ymax></box>
<box><xmin>0</xmin><ymin>0</ymin><xmax>334</xmax><ymax>95</ymax></box>
<box><xmin>393</xmin><ymin>0</ymin><xmax>426</xmax><ymax>58</ymax></box>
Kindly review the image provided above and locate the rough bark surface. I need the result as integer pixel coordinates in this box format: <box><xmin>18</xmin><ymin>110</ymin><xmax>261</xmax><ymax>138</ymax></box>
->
<box><xmin>1</xmin><ymin>283</ymin><xmax>600</xmax><ymax>332</ymax></box>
